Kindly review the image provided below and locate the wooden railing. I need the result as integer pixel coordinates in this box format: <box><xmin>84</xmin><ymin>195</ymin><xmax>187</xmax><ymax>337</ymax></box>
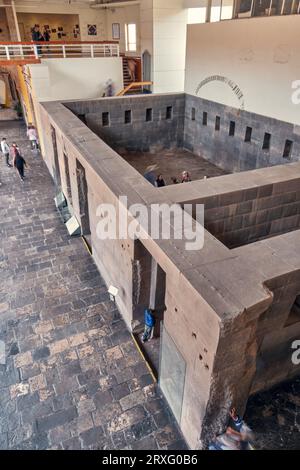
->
<box><xmin>117</xmin><ymin>81</ymin><xmax>153</xmax><ymax>96</ymax></box>
<box><xmin>0</xmin><ymin>41</ymin><xmax>120</xmax><ymax>62</ymax></box>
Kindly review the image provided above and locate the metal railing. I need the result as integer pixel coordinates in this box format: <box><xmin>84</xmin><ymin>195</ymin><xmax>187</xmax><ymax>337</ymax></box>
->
<box><xmin>0</xmin><ymin>41</ymin><xmax>120</xmax><ymax>61</ymax></box>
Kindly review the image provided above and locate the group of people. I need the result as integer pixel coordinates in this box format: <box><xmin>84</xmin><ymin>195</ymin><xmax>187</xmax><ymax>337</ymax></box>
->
<box><xmin>1</xmin><ymin>139</ymin><xmax>27</xmax><ymax>182</ymax></box>
<box><xmin>0</xmin><ymin>125</ymin><xmax>38</xmax><ymax>183</ymax></box>
<box><xmin>144</xmin><ymin>169</ymin><xmax>192</xmax><ymax>187</ymax></box>
<box><xmin>31</xmin><ymin>25</ymin><xmax>51</xmax><ymax>56</ymax></box>
<box><xmin>32</xmin><ymin>25</ymin><xmax>51</xmax><ymax>43</ymax></box>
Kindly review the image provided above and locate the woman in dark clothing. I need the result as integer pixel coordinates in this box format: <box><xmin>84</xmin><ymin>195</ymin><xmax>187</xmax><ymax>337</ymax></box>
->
<box><xmin>13</xmin><ymin>150</ymin><xmax>27</xmax><ymax>181</ymax></box>
<box><xmin>156</xmin><ymin>174</ymin><xmax>166</xmax><ymax>187</ymax></box>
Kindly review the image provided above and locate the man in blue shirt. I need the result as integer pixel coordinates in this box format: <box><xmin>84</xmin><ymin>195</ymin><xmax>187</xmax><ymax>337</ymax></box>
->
<box><xmin>142</xmin><ymin>309</ymin><xmax>155</xmax><ymax>343</ymax></box>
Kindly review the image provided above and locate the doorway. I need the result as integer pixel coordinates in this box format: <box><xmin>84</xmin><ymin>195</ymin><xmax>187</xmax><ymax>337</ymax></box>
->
<box><xmin>51</xmin><ymin>125</ymin><xmax>61</xmax><ymax>188</ymax></box>
<box><xmin>132</xmin><ymin>239</ymin><xmax>166</xmax><ymax>376</ymax></box>
<box><xmin>142</xmin><ymin>50</ymin><xmax>152</xmax><ymax>92</ymax></box>
<box><xmin>76</xmin><ymin>159</ymin><xmax>91</xmax><ymax>247</ymax></box>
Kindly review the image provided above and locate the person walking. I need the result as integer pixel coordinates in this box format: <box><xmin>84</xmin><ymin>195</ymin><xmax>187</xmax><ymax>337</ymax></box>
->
<box><xmin>13</xmin><ymin>149</ymin><xmax>27</xmax><ymax>182</ymax></box>
<box><xmin>142</xmin><ymin>308</ymin><xmax>156</xmax><ymax>343</ymax></box>
<box><xmin>27</xmin><ymin>126</ymin><xmax>38</xmax><ymax>150</ymax></box>
<box><xmin>1</xmin><ymin>138</ymin><xmax>12</xmax><ymax>167</ymax></box>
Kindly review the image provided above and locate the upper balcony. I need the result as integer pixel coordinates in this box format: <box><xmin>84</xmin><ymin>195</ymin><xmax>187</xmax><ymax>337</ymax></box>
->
<box><xmin>0</xmin><ymin>41</ymin><xmax>120</xmax><ymax>66</ymax></box>
<box><xmin>186</xmin><ymin>0</ymin><xmax>300</xmax><ymax>23</ymax></box>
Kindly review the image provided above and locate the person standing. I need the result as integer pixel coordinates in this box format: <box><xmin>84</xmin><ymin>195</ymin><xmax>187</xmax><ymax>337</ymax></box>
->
<box><xmin>156</xmin><ymin>174</ymin><xmax>166</xmax><ymax>187</ymax></box>
<box><xmin>43</xmin><ymin>27</ymin><xmax>51</xmax><ymax>42</ymax></box>
<box><xmin>181</xmin><ymin>171</ymin><xmax>191</xmax><ymax>183</ymax></box>
<box><xmin>13</xmin><ymin>149</ymin><xmax>27</xmax><ymax>182</ymax></box>
<box><xmin>31</xmin><ymin>25</ymin><xmax>43</xmax><ymax>56</ymax></box>
<box><xmin>43</xmin><ymin>28</ymin><xmax>51</xmax><ymax>54</ymax></box>
<box><xmin>142</xmin><ymin>309</ymin><xmax>155</xmax><ymax>343</ymax></box>
<box><xmin>1</xmin><ymin>138</ymin><xmax>12</xmax><ymax>167</ymax></box>
<box><xmin>27</xmin><ymin>126</ymin><xmax>38</xmax><ymax>150</ymax></box>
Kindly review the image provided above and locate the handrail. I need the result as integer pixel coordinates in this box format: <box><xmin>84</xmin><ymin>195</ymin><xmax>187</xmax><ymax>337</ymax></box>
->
<box><xmin>0</xmin><ymin>42</ymin><xmax>120</xmax><ymax>61</ymax></box>
<box><xmin>117</xmin><ymin>81</ymin><xmax>153</xmax><ymax>96</ymax></box>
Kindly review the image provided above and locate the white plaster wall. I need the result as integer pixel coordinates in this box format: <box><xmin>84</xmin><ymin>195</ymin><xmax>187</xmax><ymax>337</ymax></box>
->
<box><xmin>185</xmin><ymin>16</ymin><xmax>300</xmax><ymax>125</ymax></box>
<box><xmin>153</xmin><ymin>0</ymin><xmax>188</xmax><ymax>93</ymax></box>
<box><xmin>105</xmin><ymin>4</ymin><xmax>141</xmax><ymax>55</ymax></box>
<box><xmin>28</xmin><ymin>57</ymin><xmax>123</xmax><ymax>101</ymax></box>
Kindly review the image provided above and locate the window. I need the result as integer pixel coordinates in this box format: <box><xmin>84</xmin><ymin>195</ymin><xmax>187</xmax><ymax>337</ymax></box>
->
<box><xmin>229</xmin><ymin>121</ymin><xmax>235</xmax><ymax>136</ymax></box>
<box><xmin>187</xmin><ymin>7</ymin><xmax>207</xmax><ymax>24</ymax></box>
<box><xmin>146</xmin><ymin>108</ymin><xmax>153</xmax><ymax>122</ymax></box>
<box><xmin>215</xmin><ymin>116</ymin><xmax>221</xmax><ymax>131</ymax></box>
<box><xmin>166</xmin><ymin>106</ymin><xmax>173</xmax><ymax>120</ymax></box>
<box><xmin>283</xmin><ymin>140</ymin><xmax>293</xmax><ymax>159</ymax></box>
<box><xmin>191</xmin><ymin>108</ymin><xmax>196</xmax><ymax>121</ymax></box>
<box><xmin>203</xmin><ymin>112</ymin><xmax>208</xmax><ymax>126</ymax></box>
<box><xmin>125</xmin><ymin>23</ymin><xmax>137</xmax><ymax>52</ymax></box>
<box><xmin>125</xmin><ymin>110</ymin><xmax>132</xmax><ymax>124</ymax></box>
<box><xmin>245</xmin><ymin>126</ymin><xmax>252</xmax><ymax>142</ymax></box>
<box><xmin>102</xmin><ymin>112</ymin><xmax>109</xmax><ymax>127</ymax></box>
<box><xmin>262</xmin><ymin>132</ymin><xmax>271</xmax><ymax>151</ymax></box>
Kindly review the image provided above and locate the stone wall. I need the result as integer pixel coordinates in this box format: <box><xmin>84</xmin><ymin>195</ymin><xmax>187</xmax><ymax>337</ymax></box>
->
<box><xmin>203</xmin><ymin>179</ymin><xmax>300</xmax><ymax>248</ymax></box>
<box><xmin>65</xmin><ymin>94</ymin><xmax>186</xmax><ymax>153</ymax></box>
<box><xmin>40</xmin><ymin>97</ymin><xmax>300</xmax><ymax>450</ymax></box>
<box><xmin>184</xmin><ymin>94</ymin><xmax>300</xmax><ymax>172</ymax></box>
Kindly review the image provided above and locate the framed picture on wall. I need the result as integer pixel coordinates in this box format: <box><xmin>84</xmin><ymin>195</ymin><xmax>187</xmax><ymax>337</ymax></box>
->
<box><xmin>112</xmin><ymin>23</ymin><xmax>120</xmax><ymax>40</ymax></box>
<box><xmin>87</xmin><ymin>24</ymin><xmax>97</xmax><ymax>36</ymax></box>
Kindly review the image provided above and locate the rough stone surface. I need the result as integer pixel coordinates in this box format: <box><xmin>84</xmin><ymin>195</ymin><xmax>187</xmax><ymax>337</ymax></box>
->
<box><xmin>0</xmin><ymin>121</ymin><xmax>186</xmax><ymax>450</ymax></box>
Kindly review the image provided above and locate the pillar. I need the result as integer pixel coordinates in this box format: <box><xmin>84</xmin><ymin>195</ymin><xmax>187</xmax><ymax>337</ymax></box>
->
<box><xmin>4</xmin><ymin>0</ymin><xmax>21</xmax><ymax>42</ymax></box>
<box><xmin>140</xmin><ymin>0</ymin><xmax>188</xmax><ymax>93</ymax></box>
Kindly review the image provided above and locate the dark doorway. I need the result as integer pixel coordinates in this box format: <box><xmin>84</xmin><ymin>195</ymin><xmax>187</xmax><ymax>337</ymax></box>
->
<box><xmin>76</xmin><ymin>159</ymin><xmax>91</xmax><ymax>238</ymax></box>
<box><xmin>51</xmin><ymin>125</ymin><xmax>61</xmax><ymax>188</ymax></box>
<box><xmin>132</xmin><ymin>239</ymin><xmax>166</xmax><ymax>376</ymax></box>
<box><xmin>64</xmin><ymin>153</ymin><xmax>72</xmax><ymax>205</ymax></box>
<box><xmin>142</xmin><ymin>50</ymin><xmax>152</xmax><ymax>92</ymax></box>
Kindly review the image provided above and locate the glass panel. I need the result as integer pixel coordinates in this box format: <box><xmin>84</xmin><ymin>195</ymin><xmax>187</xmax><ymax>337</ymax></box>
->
<box><xmin>211</xmin><ymin>0</ymin><xmax>222</xmax><ymax>21</ymax></box>
<box><xmin>188</xmin><ymin>7</ymin><xmax>207</xmax><ymax>23</ymax></box>
<box><xmin>237</xmin><ymin>0</ymin><xmax>253</xmax><ymax>17</ymax></box>
<box><xmin>253</xmin><ymin>0</ymin><xmax>272</xmax><ymax>17</ymax></box>
<box><xmin>159</xmin><ymin>326</ymin><xmax>186</xmax><ymax>424</ymax></box>
<box><xmin>221</xmin><ymin>0</ymin><xmax>234</xmax><ymax>19</ymax></box>
<box><xmin>269</xmin><ymin>0</ymin><xmax>284</xmax><ymax>15</ymax></box>
<box><xmin>281</xmin><ymin>0</ymin><xmax>294</xmax><ymax>14</ymax></box>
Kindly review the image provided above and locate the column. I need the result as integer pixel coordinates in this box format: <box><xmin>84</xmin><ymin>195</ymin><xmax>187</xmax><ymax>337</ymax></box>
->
<box><xmin>140</xmin><ymin>0</ymin><xmax>189</xmax><ymax>94</ymax></box>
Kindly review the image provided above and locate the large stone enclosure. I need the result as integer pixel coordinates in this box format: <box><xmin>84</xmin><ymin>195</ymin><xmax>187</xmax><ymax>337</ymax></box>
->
<box><xmin>39</xmin><ymin>93</ymin><xmax>300</xmax><ymax>449</ymax></box>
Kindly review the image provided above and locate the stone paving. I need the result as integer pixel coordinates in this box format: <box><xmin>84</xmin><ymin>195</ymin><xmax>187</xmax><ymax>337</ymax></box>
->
<box><xmin>0</xmin><ymin>121</ymin><xmax>186</xmax><ymax>450</ymax></box>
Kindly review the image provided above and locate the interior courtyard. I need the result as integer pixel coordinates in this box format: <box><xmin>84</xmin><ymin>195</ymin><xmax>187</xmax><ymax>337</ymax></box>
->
<box><xmin>0</xmin><ymin>0</ymin><xmax>300</xmax><ymax>453</ymax></box>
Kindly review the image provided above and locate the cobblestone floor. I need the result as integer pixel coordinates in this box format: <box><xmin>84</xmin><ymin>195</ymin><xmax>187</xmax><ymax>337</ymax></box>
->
<box><xmin>0</xmin><ymin>121</ymin><xmax>186</xmax><ymax>450</ymax></box>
